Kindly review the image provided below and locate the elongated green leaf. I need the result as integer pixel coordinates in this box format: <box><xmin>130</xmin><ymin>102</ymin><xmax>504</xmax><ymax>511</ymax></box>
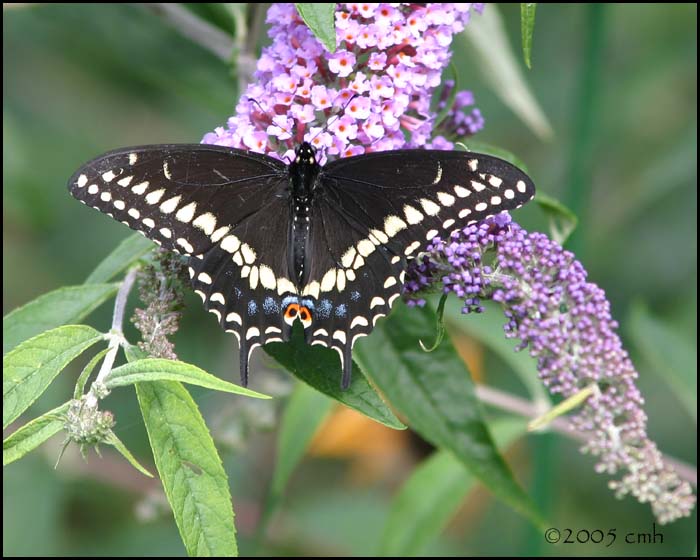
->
<box><xmin>380</xmin><ymin>419</ymin><xmax>526</xmax><ymax>556</ymax></box>
<box><xmin>462</xmin><ymin>5</ymin><xmax>552</xmax><ymax>139</ymax></box>
<box><xmin>628</xmin><ymin>303</ymin><xmax>697</xmax><ymax>420</ymax></box>
<box><xmin>3</xmin><ymin>402</ymin><xmax>69</xmax><ymax>466</ymax></box>
<box><xmin>354</xmin><ymin>303</ymin><xmax>543</xmax><ymax>529</ymax></box>
<box><xmin>3</xmin><ymin>325</ymin><xmax>103</xmax><ymax>429</ymax></box>
<box><xmin>535</xmin><ymin>192</ymin><xmax>578</xmax><ymax>245</ymax></box>
<box><xmin>442</xmin><ymin>298</ymin><xmax>549</xmax><ymax>405</ymax></box>
<box><xmin>137</xmin><ymin>381</ymin><xmax>237</xmax><ymax>556</ymax></box>
<box><xmin>271</xmin><ymin>383</ymin><xmax>333</xmax><ymax>499</ymax></box>
<box><xmin>105</xmin><ymin>430</ymin><xmax>153</xmax><ymax>477</ymax></box>
<box><xmin>520</xmin><ymin>3</ymin><xmax>537</xmax><ymax>69</ymax></box>
<box><xmin>85</xmin><ymin>233</ymin><xmax>154</xmax><ymax>284</ymax></box>
<box><xmin>106</xmin><ymin>358</ymin><xmax>270</xmax><ymax>399</ymax></box>
<box><xmin>295</xmin><ymin>4</ymin><xmax>336</xmax><ymax>52</ymax></box>
<box><xmin>3</xmin><ymin>284</ymin><xmax>117</xmax><ymax>355</ymax></box>
<box><xmin>265</xmin><ymin>331</ymin><xmax>404</xmax><ymax>430</ymax></box>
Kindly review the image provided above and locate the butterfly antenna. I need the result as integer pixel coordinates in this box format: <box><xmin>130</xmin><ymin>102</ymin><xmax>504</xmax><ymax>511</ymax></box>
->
<box><xmin>308</xmin><ymin>93</ymin><xmax>358</xmax><ymax>144</ymax></box>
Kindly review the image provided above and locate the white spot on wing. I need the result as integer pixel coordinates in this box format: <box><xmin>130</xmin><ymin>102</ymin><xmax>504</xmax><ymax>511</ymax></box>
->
<box><xmin>277</xmin><ymin>277</ymin><xmax>297</xmax><ymax>295</ymax></box>
<box><xmin>211</xmin><ymin>226</ymin><xmax>230</xmax><ymax>243</ymax></box>
<box><xmin>117</xmin><ymin>176</ymin><xmax>133</xmax><ymax>187</ymax></box>
<box><xmin>76</xmin><ymin>174</ymin><xmax>88</xmax><ymax>188</ymax></box>
<box><xmin>221</xmin><ymin>235</ymin><xmax>241</xmax><ymax>253</ymax></box>
<box><xmin>100</xmin><ymin>192</ymin><xmax>112</xmax><ymax>202</ymax></box>
<box><xmin>102</xmin><ymin>170</ymin><xmax>116</xmax><ymax>182</ymax></box>
<box><xmin>426</xmin><ymin>229</ymin><xmax>439</xmax><ymax>240</ymax></box>
<box><xmin>160</xmin><ymin>195</ymin><xmax>181</xmax><ymax>214</ymax></box>
<box><xmin>259</xmin><ymin>265</ymin><xmax>276</xmax><ymax>290</ymax></box>
<box><xmin>145</xmin><ymin>189</ymin><xmax>165</xmax><ymax>205</ymax></box>
<box><xmin>320</xmin><ymin>268</ymin><xmax>337</xmax><ymax>292</ymax></box>
<box><xmin>432</xmin><ymin>162</ymin><xmax>443</xmax><ymax>185</ymax></box>
<box><xmin>246</xmin><ymin>327</ymin><xmax>260</xmax><ymax>340</ymax></box>
<box><xmin>403</xmin><ymin>205</ymin><xmax>424</xmax><ymax>224</ymax></box>
<box><xmin>490</xmin><ymin>196</ymin><xmax>502</xmax><ymax>206</ymax></box>
<box><xmin>516</xmin><ymin>180</ymin><xmax>527</xmax><ymax>193</ymax></box>
<box><xmin>163</xmin><ymin>161</ymin><xmax>172</xmax><ymax>179</ymax></box>
<box><xmin>176</xmin><ymin>202</ymin><xmax>197</xmax><ymax>223</ymax></box>
<box><xmin>437</xmin><ymin>192</ymin><xmax>455</xmax><ymax>207</ymax></box>
<box><xmin>240</xmin><ymin>243</ymin><xmax>256</xmax><ymax>264</ymax></box>
<box><xmin>341</xmin><ymin>247</ymin><xmax>357</xmax><ymax>268</ymax></box>
<box><xmin>88</xmin><ymin>184</ymin><xmax>99</xmax><ymax>195</ymax></box>
<box><xmin>336</xmin><ymin>269</ymin><xmax>346</xmax><ymax>292</ymax></box>
<box><xmin>249</xmin><ymin>266</ymin><xmax>259</xmax><ymax>290</ymax></box>
<box><xmin>420</xmin><ymin>198</ymin><xmax>440</xmax><ymax>216</ymax></box>
<box><xmin>357</xmin><ymin>239</ymin><xmax>375</xmax><ymax>257</ymax></box>
<box><xmin>332</xmin><ymin>331</ymin><xmax>347</xmax><ymax>344</ymax></box>
<box><xmin>384</xmin><ymin>215</ymin><xmax>407</xmax><ymax>238</ymax></box>
<box><xmin>129</xmin><ymin>153</ymin><xmax>138</xmax><ymax>165</ymax></box>
<box><xmin>489</xmin><ymin>176</ymin><xmax>503</xmax><ymax>187</ymax></box>
<box><xmin>128</xmin><ymin>208</ymin><xmax>140</xmax><ymax>219</ymax></box>
<box><xmin>142</xmin><ymin>218</ymin><xmax>155</xmax><ymax>228</ymax></box>
<box><xmin>177</xmin><ymin>238</ymin><xmax>194</xmax><ymax>253</ymax></box>
<box><xmin>475</xmin><ymin>202</ymin><xmax>488</xmax><ymax>212</ymax></box>
<box><xmin>113</xmin><ymin>200</ymin><xmax>125</xmax><ymax>210</ymax></box>
<box><xmin>131</xmin><ymin>181</ymin><xmax>149</xmax><ymax>195</ymax></box>
<box><xmin>226</xmin><ymin>312</ymin><xmax>242</xmax><ymax>325</ymax></box>
<box><xmin>504</xmin><ymin>189</ymin><xmax>515</xmax><ymax>199</ymax></box>
<box><xmin>351</xmin><ymin>316</ymin><xmax>369</xmax><ymax>329</ymax></box>
<box><xmin>210</xmin><ymin>292</ymin><xmax>225</xmax><ymax>304</ymax></box>
<box><xmin>384</xmin><ymin>277</ymin><xmax>397</xmax><ymax>288</ymax></box>
<box><xmin>193</xmin><ymin>212</ymin><xmax>217</xmax><ymax>236</ymax></box>
<box><xmin>370</xmin><ymin>297</ymin><xmax>385</xmax><ymax>309</ymax></box>
<box><xmin>303</xmin><ymin>281</ymin><xmax>320</xmax><ymax>299</ymax></box>
<box><xmin>471</xmin><ymin>181</ymin><xmax>486</xmax><ymax>192</ymax></box>
<box><xmin>159</xmin><ymin>227</ymin><xmax>172</xmax><ymax>239</ymax></box>
<box><xmin>454</xmin><ymin>185</ymin><xmax>470</xmax><ymax>198</ymax></box>
<box><xmin>468</xmin><ymin>159</ymin><xmax>478</xmax><ymax>171</ymax></box>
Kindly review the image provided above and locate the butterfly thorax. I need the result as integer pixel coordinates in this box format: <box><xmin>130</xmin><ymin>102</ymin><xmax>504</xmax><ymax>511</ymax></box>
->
<box><xmin>288</xmin><ymin>142</ymin><xmax>320</xmax><ymax>285</ymax></box>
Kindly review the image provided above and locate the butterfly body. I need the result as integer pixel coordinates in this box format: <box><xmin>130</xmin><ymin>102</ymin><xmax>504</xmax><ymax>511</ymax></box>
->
<box><xmin>69</xmin><ymin>142</ymin><xmax>535</xmax><ymax>388</ymax></box>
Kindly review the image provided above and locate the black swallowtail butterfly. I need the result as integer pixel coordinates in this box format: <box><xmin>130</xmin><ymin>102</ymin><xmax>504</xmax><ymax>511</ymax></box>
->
<box><xmin>68</xmin><ymin>142</ymin><xmax>535</xmax><ymax>389</ymax></box>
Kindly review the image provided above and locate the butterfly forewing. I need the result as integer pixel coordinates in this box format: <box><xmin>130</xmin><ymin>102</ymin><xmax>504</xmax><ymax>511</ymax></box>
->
<box><xmin>320</xmin><ymin>149</ymin><xmax>535</xmax><ymax>252</ymax></box>
<box><xmin>68</xmin><ymin>144</ymin><xmax>287</xmax><ymax>257</ymax></box>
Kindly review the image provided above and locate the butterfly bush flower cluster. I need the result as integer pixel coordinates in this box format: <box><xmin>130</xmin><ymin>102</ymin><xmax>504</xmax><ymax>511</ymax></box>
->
<box><xmin>201</xmin><ymin>3</ymin><xmax>694</xmax><ymax>522</ymax></box>
<box><xmin>404</xmin><ymin>215</ymin><xmax>696</xmax><ymax>523</ymax></box>
<box><xmin>203</xmin><ymin>3</ymin><xmax>485</xmax><ymax>160</ymax></box>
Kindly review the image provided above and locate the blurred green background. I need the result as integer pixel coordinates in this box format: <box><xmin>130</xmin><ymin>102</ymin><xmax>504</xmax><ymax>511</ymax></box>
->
<box><xmin>3</xmin><ymin>3</ymin><xmax>696</xmax><ymax>556</ymax></box>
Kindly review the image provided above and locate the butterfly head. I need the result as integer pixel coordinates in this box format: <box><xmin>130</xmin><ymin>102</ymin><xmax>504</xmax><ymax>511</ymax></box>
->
<box><xmin>295</xmin><ymin>142</ymin><xmax>318</xmax><ymax>165</ymax></box>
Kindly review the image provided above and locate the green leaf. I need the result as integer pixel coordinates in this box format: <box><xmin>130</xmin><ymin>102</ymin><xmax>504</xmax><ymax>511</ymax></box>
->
<box><xmin>520</xmin><ymin>3</ymin><xmax>537</xmax><ymax>69</ymax></box>
<box><xmin>380</xmin><ymin>419</ymin><xmax>526</xmax><ymax>556</ymax></box>
<box><xmin>264</xmin><ymin>331</ymin><xmax>405</xmax><ymax>430</ymax></box>
<box><xmin>106</xmin><ymin>358</ymin><xmax>270</xmax><ymax>399</ymax></box>
<box><xmin>137</xmin><ymin>381</ymin><xmax>237</xmax><ymax>557</ymax></box>
<box><xmin>441</xmin><ymin>298</ymin><xmax>549</xmax><ymax>405</ymax></box>
<box><xmin>461</xmin><ymin>5</ymin><xmax>553</xmax><ymax>140</ymax></box>
<box><xmin>271</xmin><ymin>382</ymin><xmax>333</xmax><ymax>501</ymax></box>
<box><xmin>628</xmin><ymin>303</ymin><xmax>697</xmax><ymax>421</ymax></box>
<box><xmin>3</xmin><ymin>402</ymin><xmax>69</xmax><ymax>466</ymax></box>
<box><xmin>354</xmin><ymin>302</ymin><xmax>544</xmax><ymax>529</ymax></box>
<box><xmin>3</xmin><ymin>325</ymin><xmax>104</xmax><ymax>429</ymax></box>
<box><xmin>74</xmin><ymin>347</ymin><xmax>110</xmax><ymax>399</ymax></box>
<box><xmin>3</xmin><ymin>284</ymin><xmax>118</xmax><ymax>355</ymax></box>
<box><xmin>419</xmin><ymin>293</ymin><xmax>448</xmax><ymax>352</ymax></box>
<box><xmin>84</xmin><ymin>233</ymin><xmax>154</xmax><ymax>284</ymax></box>
<box><xmin>535</xmin><ymin>192</ymin><xmax>578</xmax><ymax>245</ymax></box>
<box><xmin>105</xmin><ymin>430</ymin><xmax>153</xmax><ymax>478</ymax></box>
<box><xmin>455</xmin><ymin>140</ymin><xmax>530</xmax><ymax>175</ymax></box>
<box><xmin>295</xmin><ymin>3</ymin><xmax>336</xmax><ymax>52</ymax></box>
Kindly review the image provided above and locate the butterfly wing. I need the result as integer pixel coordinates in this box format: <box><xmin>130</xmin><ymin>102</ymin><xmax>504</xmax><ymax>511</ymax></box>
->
<box><xmin>300</xmin><ymin>150</ymin><xmax>535</xmax><ymax>387</ymax></box>
<box><xmin>68</xmin><ymin>144</ymin><xmax>297</xmax><ymax>384</ymax></box>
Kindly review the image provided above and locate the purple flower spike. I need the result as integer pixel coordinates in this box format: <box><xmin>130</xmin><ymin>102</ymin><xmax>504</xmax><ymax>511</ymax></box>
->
<box><xmin>405</xmin><ymin>214</ymin><xmax>696</xmax><ymax>523</ymax></box>
<box><xmin>202</xmin><ymin>3</ymin><xmax>484</xmax><ymax>162</ymax></box>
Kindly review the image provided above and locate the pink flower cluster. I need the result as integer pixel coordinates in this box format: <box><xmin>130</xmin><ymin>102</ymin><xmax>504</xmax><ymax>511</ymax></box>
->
<box><xmin>202</xmin><ymin>3</ymin><xmax>484</xmax><ymax>163</ymax></box>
